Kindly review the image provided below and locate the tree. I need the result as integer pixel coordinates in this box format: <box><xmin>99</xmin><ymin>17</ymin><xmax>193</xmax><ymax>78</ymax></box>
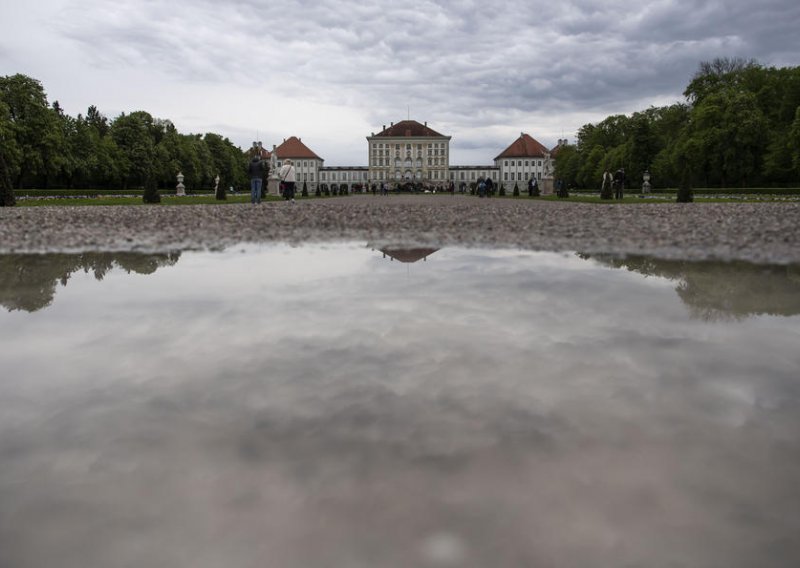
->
<box><xmin>0</xmin><ymin>101</ymin><xmax>18</xmax><ymax>206</ymax></box>
<box><xmin>512</xmin><ymin>181</ymin><xmax>519</xmax><ymax>196</ymax></box>
<box><xmin>0</xmin><ymin>74</ymin><xmax>61</xmax><ymax>188</ymax></box>
<box><xmin>301</xmin><ymin>180</ymin><xmax>308</xmax><ymax>197</ymax></box>
<box><xmin>684</xmin><ymin>57</ymin><xmax>760</xmax><ymax>104</ymax></box>
<box><xmin>110</xmin><ymin>111</ymin><xmax>156</xmax><ymax>189</ymax></box>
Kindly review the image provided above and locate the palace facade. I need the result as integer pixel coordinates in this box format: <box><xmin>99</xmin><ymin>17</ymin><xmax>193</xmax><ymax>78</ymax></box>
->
<box><xmin>261</xmin><ymin>120</ymin><xmax>562</xmax><ymax>193</ymax></box>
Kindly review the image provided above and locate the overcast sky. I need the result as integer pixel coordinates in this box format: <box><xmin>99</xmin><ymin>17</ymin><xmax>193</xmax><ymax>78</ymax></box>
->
<box><xmin>2</xmin><ymin>0</ymin><xmax>799</xmax><ymax>165</ymax></box>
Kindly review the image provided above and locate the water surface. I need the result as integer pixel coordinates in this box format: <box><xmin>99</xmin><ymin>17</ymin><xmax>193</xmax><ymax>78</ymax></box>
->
<box><xmin>1</xmin><ymin>244</ymin><xmax>799</xmax><ymax>568</ymax></box>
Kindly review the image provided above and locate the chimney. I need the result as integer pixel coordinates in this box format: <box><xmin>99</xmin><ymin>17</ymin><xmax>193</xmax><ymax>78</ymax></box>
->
<box><xmin>382</xmin><ymin>125</ymin><xmax>385</xmax><ymax>130</ymax></box>
<box><xmin>424</xmin><ymin>121</ymin><xmax>427</xmax><ymax>127</ymax></box>
<box><xmin>391</xmin><ymin>121</ymin><xmax>394</xmax><ymax>126</ymax></box>
<box><xmin>299</xmin><ymin>137</ymin><xmax>301</xmax><ymax>141</ymax></box>
<box><xmin>520</xmin><ymin>132</ymin><xmax>524</xmax><ymax>138</ymax></box>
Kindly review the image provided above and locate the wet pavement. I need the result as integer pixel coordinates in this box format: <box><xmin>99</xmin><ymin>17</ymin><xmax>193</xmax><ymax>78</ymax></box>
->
<box><xmin>1</xmin><ymin>244</ymin><xmax>799</xmax><ymax>567</ymax></box>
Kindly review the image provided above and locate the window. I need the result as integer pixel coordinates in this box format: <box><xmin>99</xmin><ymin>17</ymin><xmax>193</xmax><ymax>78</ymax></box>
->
<box><xmin>518</xmin><ymin>172</ymin><xmax>522</xmax><ymax>180</ymax></box>
<box><xmin>310</xmin><ymin>173</ymin><xmax>314</xmax><ymax>181</ymax></box>
<box><xmin>525</xmin><ymin>161</ymin><xmax>529</xmax><ymax>167</ymax></box>
<box><xmin>504</xmin><ymin>160</ymin><xmax>508</xmax><ymax>166</ymax></box>
<box><xmin>504</xmin><ymin>172</ymin><xmax>508</xmax><ymax>181</ymax></box>
<box><xmin>538</xmin><ymin>172</ymin><xmax>542</xmax><ymax>180</ymax></box>
<box><xmin>517</xmin><ymin>160</ymin><xmax>522</xmax><ymax>166</ymax></box>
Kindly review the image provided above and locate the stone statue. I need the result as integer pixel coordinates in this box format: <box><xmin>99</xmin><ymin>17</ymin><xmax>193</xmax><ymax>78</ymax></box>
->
<box><xmin>176</xmin><ymin>171</ymin><xmax>186</xmax><ymax>196</ymax></box>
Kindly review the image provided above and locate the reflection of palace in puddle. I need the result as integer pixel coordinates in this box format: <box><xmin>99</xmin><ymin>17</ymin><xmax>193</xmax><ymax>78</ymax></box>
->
<box><xmin>581</xmin><ymin>253</ymin><xmax>800</xmax><ymax>320</ymax></box>
<box><xmin>0</xmin><ymin>252</ymin><xmax>181</xmax><ymax>312</ymax></box>
<box><xmin>374</xmin><ymin>247</ymin><xmax>439</xmax><ymax>263</ymax></box>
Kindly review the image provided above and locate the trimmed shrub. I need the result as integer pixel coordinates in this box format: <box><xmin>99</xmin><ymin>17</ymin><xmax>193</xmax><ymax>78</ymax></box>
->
<box><xmin>513</xmin><ymin>182</ymin><xmax>520</xmax><ymax>197</ymax></box>
<box><xmin>301</xmin><ymin>181</ymin><xmax>308</xmax><ymax>197</ymax></box>
<box><xmin>215</xmin><ymin>179</ymin><xmax>226</xmax><ymax>200</ymax></box>
<box><xmin>677</xmin><ymin>169</ymin><xmax>694</xmax><ymax>203</ymax></box>
<box><xmin>143</xmin><ymin>176</ymin><xmax>161</xmax><ymax>204</ymax></box>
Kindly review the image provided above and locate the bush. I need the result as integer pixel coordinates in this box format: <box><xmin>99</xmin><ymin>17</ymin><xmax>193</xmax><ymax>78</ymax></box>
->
<box><xmin>315</xmin><ymin>185</ymin><xmax>321</xmax><ymax>197</ymax></box>
<box><xmin>513</xmin><ymin>182</ymin><xmax>520</xmax><ymax>197</ymax></box>
<box><xmin>499</xmin><ymin>184</ymin><xmax>506</xmax><ymax>196</ymax></box>
<box><xmin>215</xmin><ymin>179</ymin><xmax>226</xmax><ymax>200</ymax></box>
<box><xmin>301</xmin><ymin>181</ymin><xmax>308</xmax><ymax>197</ymax></box>
<box><xmin>677</xmin><ymin>169</ymin><xmax>694</xmax><ymax>203</ymax></box>
<box><xmin>143</xmin><ymin>176</ymin><xmax>161</xmax><ymax>204</ymax></box>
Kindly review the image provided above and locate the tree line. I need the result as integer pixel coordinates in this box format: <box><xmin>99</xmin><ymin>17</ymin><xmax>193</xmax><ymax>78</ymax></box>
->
<box><xmin>555</xmin><ymin>58</ymin><xmax>800</xmax><ymax>189</ymax></box>
<box><xmin>0</xmin><ymin>74</ymin><xmax>249</xmax><ymax>200</ymax></box>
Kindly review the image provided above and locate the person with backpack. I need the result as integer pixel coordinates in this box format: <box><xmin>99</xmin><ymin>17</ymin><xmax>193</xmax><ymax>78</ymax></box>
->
<box><xmin>279</xmin><ymin>159</ymin><xmax>297</xmax><ymax>203</ymax></box>
<box><xmin>478</xmin><ymin>178</ymin><xmax>486</xmax><ymax>198</ymax></box>
<box><xmin>247</xmin><ymin>152</ymin><xmax>265</xmax><ymax>204</ymax></box>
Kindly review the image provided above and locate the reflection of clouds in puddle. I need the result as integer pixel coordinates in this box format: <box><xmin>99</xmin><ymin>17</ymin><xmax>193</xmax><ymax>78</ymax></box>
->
<box><xmin>1</xmin><ymin>245</ymin><xmax>800</xmax><ymax>567</ymax></box>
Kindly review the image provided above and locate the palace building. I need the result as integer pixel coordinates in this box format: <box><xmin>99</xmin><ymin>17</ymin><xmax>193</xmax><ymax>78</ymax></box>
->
<box><xmin>262</xmin><ymin>120</ymin><xmax>559</xmax><ymax>193</ymax></box>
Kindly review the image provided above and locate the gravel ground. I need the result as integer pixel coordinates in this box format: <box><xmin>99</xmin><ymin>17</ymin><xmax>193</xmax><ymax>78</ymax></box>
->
<box><xmin>2</xmin><ymin>195</ymin><xmax>799</xmax><ymax>263</ymax></box>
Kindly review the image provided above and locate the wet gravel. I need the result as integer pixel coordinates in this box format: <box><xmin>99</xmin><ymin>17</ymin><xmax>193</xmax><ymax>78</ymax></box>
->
<box><xmin>1</xmin><ymin>195</ymin><xmax>799</xmax><ymax>263</ymax></box>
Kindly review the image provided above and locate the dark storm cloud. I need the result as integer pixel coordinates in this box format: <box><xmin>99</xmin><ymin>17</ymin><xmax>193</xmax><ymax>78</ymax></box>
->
<box><xmin>48</xmin><ymin>0</ymin><xmax>800</xmax><ymax>155</ymax></box>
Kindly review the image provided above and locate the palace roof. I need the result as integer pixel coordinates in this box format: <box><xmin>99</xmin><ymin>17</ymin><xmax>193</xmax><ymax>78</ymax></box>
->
<box><xmin>274</xmin><ymin>136</ymin><xmax>323</xmax><ymax>160</ymax></box>
<box><xmin>373</xmin><ymin>120</ymin><xmax>446</xmax><ymax>138</ymax></box>
<box><xmin>495</xmin><ymin>133</ymin><xmax>549</xmax><ymax>160</ymax></box>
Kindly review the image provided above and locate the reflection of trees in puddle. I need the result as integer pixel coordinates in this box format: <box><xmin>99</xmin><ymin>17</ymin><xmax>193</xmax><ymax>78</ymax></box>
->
<box><xmin>0</xmin><ymin>252</ymin><xmax>181</xmax><ymax>312</ymax></box>
<box><xmin>581</xmin><ymin>254</ymin><xmax>800</xmax><ymax>320</ymax></box>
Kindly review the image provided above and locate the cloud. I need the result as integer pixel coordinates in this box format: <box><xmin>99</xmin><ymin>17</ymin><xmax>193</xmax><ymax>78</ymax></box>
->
<box><xmin>4</xmin><ymin>0</ymin><xmax>797</xmax><ymax>164</ymax></box>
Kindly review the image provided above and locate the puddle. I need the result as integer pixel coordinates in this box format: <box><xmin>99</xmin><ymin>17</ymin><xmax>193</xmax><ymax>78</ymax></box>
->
<box><xmin>1</xmin><ymin>244</ymin><xmax>799</xmax><ymax>567</ymax></box>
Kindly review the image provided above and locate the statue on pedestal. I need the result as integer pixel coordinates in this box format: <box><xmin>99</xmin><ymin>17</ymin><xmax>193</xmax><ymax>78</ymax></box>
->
<box><xmin>176</xmin><ymin>172</ymin><xmax>186</xmax><ymax>196</ymax></box>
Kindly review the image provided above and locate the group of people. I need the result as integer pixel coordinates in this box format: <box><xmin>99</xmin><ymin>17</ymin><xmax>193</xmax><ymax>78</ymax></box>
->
<box><xmin>602</xmin><ymin>168</ymin><xmax>626</xmax><ymax>199</ymax></box>
<box><xmin>247</xmin><ymin>153</ymin><xmax>297</xmax><ymax>204</ymax></box>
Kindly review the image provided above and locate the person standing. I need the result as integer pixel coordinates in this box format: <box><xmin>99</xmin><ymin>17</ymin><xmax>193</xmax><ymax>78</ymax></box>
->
<box><xmin>614</xmin><ymin>168</ymin><xmax>625</xmax><ymax>199</ymax></box>
<box><xmin>279</xmin><ymin>159</ymin><xmax>297</xmax><ymax>203</ymax></box>
<box><xmin>248</xmin><ymin>152</ymin><xmax>265</xmax><ymax>204</ymax></box>
<box><xmin>601</xmin><ymin>170</ymin><xmax>613</xmax><ymax>199</ymax></box>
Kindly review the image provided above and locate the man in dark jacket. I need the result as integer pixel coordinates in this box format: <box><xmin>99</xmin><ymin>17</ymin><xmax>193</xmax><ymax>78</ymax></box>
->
<box><xmin>614</xmin><ymin>168</ymin><xmax>625</xmax><ymax>199</ymax></box>
<box><xmin>248</xmin><ymin>153</ymin><xmax>265</xmax><ymax>204</ymax></box>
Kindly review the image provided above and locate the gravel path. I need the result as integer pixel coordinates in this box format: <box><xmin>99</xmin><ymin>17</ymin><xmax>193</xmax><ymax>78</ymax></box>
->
<box><xmin>2</xmin><ymin>195</ymin><xmax>799</xmax><ymax>263</ymax></box>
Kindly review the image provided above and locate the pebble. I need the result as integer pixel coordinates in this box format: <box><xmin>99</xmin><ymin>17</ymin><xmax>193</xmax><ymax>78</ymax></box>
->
<box><xmin>1</xmin><ymin>195</ymin><xmax>799</xmax><ymax>264</ymax></box>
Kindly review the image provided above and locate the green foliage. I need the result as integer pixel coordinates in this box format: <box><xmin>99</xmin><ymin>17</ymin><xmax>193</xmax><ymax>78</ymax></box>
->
<box><xmin>512</xmin><ymin>182</ymin><xmax>519</xmax><ymax>196</ymax></box>
<box><xmin>315</xmin><ymin>184</ymin><xmax>321</xmax><ymax>197</ymax></box>
<box><xmin>0</xmin><ymin>101</ymin><xmax>17</xmax><ymax>205</ymax></box>
<box><xmin>499</xmin><ymin>184</ymin><xmax>506</xmax><ymax>196</ymax></box>
<box><xmin>0</xmin><ymin>74</ymin><xmax>249</xmax><ymax>192</ymax></box>
<box><xmin>302</xmin><ymin>180</ymin><xmax>308</xmax><ymax>197</ymax></box>
<box><xmin>559</xmin><ymin>61</ymin><xmax>800</xmax><ymax>190</ymax></box>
